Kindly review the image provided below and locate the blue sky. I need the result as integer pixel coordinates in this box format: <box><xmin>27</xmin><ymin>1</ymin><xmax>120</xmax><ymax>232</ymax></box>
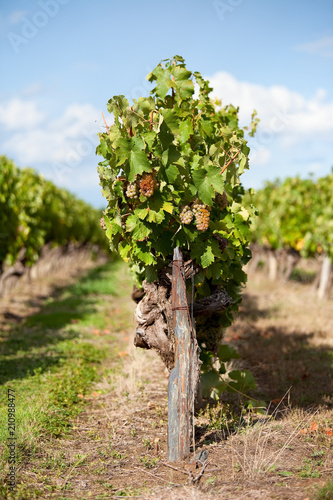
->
<box><xmin>0</xmin><ymin>0</ymin><xmax>332</xmax><ymax>207</ymax></box>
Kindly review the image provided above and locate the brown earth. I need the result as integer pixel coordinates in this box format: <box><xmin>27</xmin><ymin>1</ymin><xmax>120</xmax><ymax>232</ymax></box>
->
<box><xmin>2</xmin><ymin>262</ymin><xmax>333</xmax><ymax>499</ymax></box>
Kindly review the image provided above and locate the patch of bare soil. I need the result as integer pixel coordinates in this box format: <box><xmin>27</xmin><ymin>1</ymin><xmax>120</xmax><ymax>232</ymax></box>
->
<box><xmin>0</xmin><ymin>251</ymin><xmax>107</xmax><ymax>327</ymax></box>
<box><xmin>5</xmin><ymin>267</ymin><xmax>333</xmax><ymax>499</ymax></box>
<box><xmin>27</xmin><ymin>271</ymin><xmax>332</xmax><ymax>499</ymax></box>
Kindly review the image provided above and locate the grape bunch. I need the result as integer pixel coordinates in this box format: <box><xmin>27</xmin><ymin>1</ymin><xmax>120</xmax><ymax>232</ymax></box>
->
<box><xmin>125</xmin><ymin>182</ymin><xmax>138</xmax><ymax>199</ymax></box>
<box><xmin>100</xmin><ymin>216</ymin><xmax>106</xmax><ymax>230</ymax></box>
<box><xmin>179</xmin><ymin>206</ymin><xmax>194</xmax><ymax>225</ymax></box>
<box><xmin>192</xmin><ymin>201</ymin><xmax>211</xmax><ymax>231</ymax></box>
<box><xmin>139</xmin><ymin>172</ymin><xmax>156</xmax><ymax>197</ymax></box>
<box><xmin>215</xmin><ymin>190</ymin><xmax>228</xmax><ymax>209</ymax></box>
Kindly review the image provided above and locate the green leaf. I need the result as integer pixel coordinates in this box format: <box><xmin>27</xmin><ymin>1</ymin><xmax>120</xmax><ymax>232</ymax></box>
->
<box><xmin>135</xmin><ymin>249</ymin><xmax>156</xmax><ymax>265</ymax></box>
<box><xmin>132</xmin><ymin>221</ymin><xmax>151</xmax><ymax>241</ymax></box>
<box><xmin>165</xmin><ymin>164</ymin><xmax>179</xmax><ymax>183</ymax></box>
<box><xmin>217</xmin><ymin>344</ymin><xmax>240</xmax><ymax>362</ymax></box>
<box><xmin>179</xmin><ymin>118</ymin><xmax>193</xmax><ymax>144</ymax></box>
<box><xmin>149</xmin><ymin>65</ymin><xmax>172</xmax><ymax>99</ymax></box>
<box><xmin>147</xmin><ymin>209</ymin><xmax>164</xmax><ymax>223</ymax></box>
<box><xmin>278</xmin><ymin>471</ymin><xmax>294</xmax><ymax>477</ymax></box>
<box><xmin>161</xmin><ymin>109</ymin><xmax>179</xmax><ymax>134</ymax></box>
<box><xmin>206</xmin><ymin>164</ymin><xmax>225</xmax><ymax>194</ymax></box>
<box><xmin>162</xmin><ymin>201</ymin><xmax>174</xmax><ymax>214</ymax></box>
<box><xmin>200</xmin><ymin>118</ymin><xmax>214</xmax><ymax>136</ymax></box>
<box><xmin>107</xmin><ymin>95</ymin><xmax>129</xmax><ymax>116</ymax></box>
<box><xmin>119</xmin><ymin>241</ymin><xmax>131</xmax><ymax>261</ymax></box>
<box><xmin>114</xmin><ymin>137</ymin><xmax>130</xmax><ymax>166</ymax></box>
<box><xmin>99</xmin><ymin>138</ymin><xmax>109</xmax><ymax>157</ymax></box>
<box><xmin>201</xmin><ymin>245</ymin><xmax>215</xmax><ymax>268</ymax></box>
<box><xmin>192</xmin><ymin>169</ymin><xmax>215</xmax><ymax>205</ymax></box>
<box><xmin>128</xmin><ymin>150</ymin><xmax>152</xmax><ymax>182</ymax></box>
<box><xmin>135</xmin><ymin>208</ymin><xmax>149</xmax><ymax>220</ymax></box>
<box><xmin>161</xmin><ymin>147</ymin><xmax>181</xmax><ymax>168</ymax></box>
<box><xmin>126</xmin><ymin>213</ymin><xmax>138</xmax><ymax>231</ymax></box>
<box><xmin>158</xmin><ymin>121</ymin><xmax>174</xmax><ymax>151</ymax></box>
<box><xmin>138</xmin><ymin>96</ymin><xmax>155</xmax><ymax>115</ymax></box>
<box><xmin>172</xmin><ymin>66</ymin><xmax>194</xmax><ymax>100</ymax></box>
<box><xmin>201</xmin><ymin>369</ymin><xmax>220</xmax><ymax>399</ymax></box>
<box><xmin>145</xmin><ymin>265</ymin><xmax>158</xmax><ymax>283</ymax></box>
<box><xmin>228</xmin><ymin>369</ymin><xmax>257</xmax><ymax>391</ymax></box>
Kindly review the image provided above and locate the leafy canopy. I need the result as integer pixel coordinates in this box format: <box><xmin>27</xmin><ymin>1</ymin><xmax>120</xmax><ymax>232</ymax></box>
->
<box><xmin>97</xmin><ymin>55</ymin><xmax>258</xmax><ymax>402</ymax></box>
<box><xmin>97</xmin><ymin>56</ymin><xmax>255</xmax><ymax>292</ymax></box>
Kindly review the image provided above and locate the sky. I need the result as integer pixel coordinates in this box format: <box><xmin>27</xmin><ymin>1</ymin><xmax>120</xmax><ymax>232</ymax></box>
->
<box><xmin>0</xmin><ymin>0</ymin><xmax>332</xmax><ymax>208</ymax></box>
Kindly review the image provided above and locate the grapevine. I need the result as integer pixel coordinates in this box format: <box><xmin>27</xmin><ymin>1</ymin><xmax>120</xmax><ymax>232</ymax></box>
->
<box><xmin>0</xmin><ymin>155</ymin><xmax>107</xmax><ymax>271</ymax></box>
<box><xmin>96</xmin><ymin>56</ymin><xmax>257</xmax><ymax>399</ymax></box>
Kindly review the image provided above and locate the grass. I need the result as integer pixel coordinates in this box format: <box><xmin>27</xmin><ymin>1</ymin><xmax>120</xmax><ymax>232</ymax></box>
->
<box><xmin>314</xmin><ymin>479</ymin><xmax>333</xmax><ymax>499</ymax></box>
<box><xmin>289</xmin><ymin>267</ymin><xmax>317</xmax><ymax>284</ymax></box>
<box><xmin>0</xmin><ymin>258</ymin><xmax>134</xmax><ymax>496</ymax></box>
<box><xmin>1</xmin><ymin>259</ymin><xmax>332</xmax><ymax>499</ymax></box>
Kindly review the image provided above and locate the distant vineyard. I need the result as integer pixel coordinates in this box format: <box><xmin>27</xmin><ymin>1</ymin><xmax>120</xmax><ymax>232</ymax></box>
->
<box><xmin>245</xmin><ymin>172</ymin><xmax>333</xmax><ymax>297</ymax></box>
<box><xmin>0</xmin><ymin>155</ymin><xmax>107</xmax><ymax>276</ymax></box>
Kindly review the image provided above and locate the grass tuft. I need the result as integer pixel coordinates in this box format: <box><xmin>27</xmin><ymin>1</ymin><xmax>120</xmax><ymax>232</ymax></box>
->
<box><xmin>0</xmin><ymin>260</ymin><xmax>133</xmax><ymax>496</ymax></box>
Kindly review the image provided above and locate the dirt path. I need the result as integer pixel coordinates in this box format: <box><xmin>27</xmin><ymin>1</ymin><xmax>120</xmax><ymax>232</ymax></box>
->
<box><xmin>0</xmin><ymin>252</ymin><xmax>108</xmax><ymax>326</ymax></box>
<box><xmin>43</xmin><ymin>271</ymin><xmax>333</xmax><ymax>499</ymax></box>
<box><xmin>1</xmin><ymin>263</ymin><xmax>332</xmax><ymax>499</ymax></box>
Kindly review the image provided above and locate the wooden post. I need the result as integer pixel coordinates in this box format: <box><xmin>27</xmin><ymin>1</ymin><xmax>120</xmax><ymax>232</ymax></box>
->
<box><xmin>167</xmin><ymin>247</ymin><xmax>198</xmax><ymax>462</ymax></box>
<box><xmin>318</xmin><ymin>254</ymin><xmax>331</xmax><ymax>299</ymax></box>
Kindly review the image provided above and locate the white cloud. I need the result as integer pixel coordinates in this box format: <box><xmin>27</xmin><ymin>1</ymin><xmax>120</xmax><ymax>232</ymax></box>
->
<box><xmin>0</xmin><ymin>98</ymin><xmax>45</xmax><ymax>130</ymax></box>
<box><xmin>0</xmin><ymin>99</ymin><xmax>103</xmax><ymax>190</ymax></box>
<box><xmin>207</xmin><ymin>71</ymin><xmax>333</xmax><ymax>143</ymax></box>
<box><xmin>50</xmin><ymin>104</ymin><xmax>100</xmax><ymax>139</ymax></box>
<box><xmin>295</xmin><ymin>36</ymin><xmax>333</xmax><ymax>58</ymax></box>
<box><xmin>206</xmin><ymin>71</ymin><xmax>333</xmax><ymax>181</ymax></box>
<box><xmin>249</xmin><ymin>147</ymin><xmax>271</xmax><ymax>166</ymax></box>
<box><xmin>1</xmin><ymin>75</ymin><xmax>332</xmax><ymax>201</ymax></box>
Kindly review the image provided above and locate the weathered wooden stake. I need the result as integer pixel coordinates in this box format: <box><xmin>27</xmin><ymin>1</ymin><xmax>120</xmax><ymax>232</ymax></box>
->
<box><xmin>167</xmin><ymin>247</ymin><xmax>198</xmax><ymax>462</ymax></box>
<box><xmin>318</xmin><ymin>254</ymin><xmax>331</xmax><ymax>299</ymax></box>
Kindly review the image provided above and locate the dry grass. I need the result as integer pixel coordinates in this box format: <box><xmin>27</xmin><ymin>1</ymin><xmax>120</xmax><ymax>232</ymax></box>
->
<box><xmin>1</xmin><ymin>263</ymin><xmax>332</xmax><ymax>499</ymax></box>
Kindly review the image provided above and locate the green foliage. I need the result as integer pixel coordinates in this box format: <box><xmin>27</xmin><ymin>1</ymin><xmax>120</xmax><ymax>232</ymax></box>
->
<box><xmin>0</xmin><ymin>155</ymin><xmax>107</xmax><ymax>269</ymax></box>
<box><xmin>200</xmin><ymin>343</ymin><xmax>256</xmax><ymax>401</ymax></box>
<box><xmin>314</xmin><ymin>479</ymin><xmax>333</xmax><ymax>500</ymax></box>
<box><xmin>97</xmin><ymin>55</ymin><xmax>255</xmax><ymax>329</ymax></box>
<box><xmin>139</xmin><ymin>455</ymin><xmax>159</xmax><ymax>469</ymax></box>
<box><xmin>245</xmin><ymin>171</ymin><xmax>333</xmax><ymax>261</ymax></box>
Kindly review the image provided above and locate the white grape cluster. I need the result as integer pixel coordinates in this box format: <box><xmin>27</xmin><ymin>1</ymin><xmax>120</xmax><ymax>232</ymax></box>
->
<box><xmin>192</xmin><ymin>201</ymin><xmax>211</xmax><ymax>231</ymax></box>
<box><xmin>125</xmin><ymin>182</ymin><xmax>138</xmax><ymax>199</ymax></box>
<box><xmin>100</xmin><ymin>216</ymin><xmax>106</xmax><ymax>230</ymax></box>
<box><xmin>179</xmin><ymin>206</ymin><xmax>194</xmax><ymax>225</ymax></box>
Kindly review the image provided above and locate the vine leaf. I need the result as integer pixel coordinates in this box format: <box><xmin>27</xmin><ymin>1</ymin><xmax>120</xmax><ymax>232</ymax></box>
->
<box><xmin>192</xmin><ymin>169</ymin><xmax>215</xmax><ymax>205</ymax></box>
<box><xmin>132</xmin><ymin>221</ymin><xmax>151</xmax><ymax>241</ymax></box>
<box><xmin>201</xmin><ymin>245</ymin><xmax>215</xmax><ymax>268</ymax></box>
<box><xmin>128</xmin><ymin>150</ymin><xmax>152</xmax><ymax>182</ymax></box>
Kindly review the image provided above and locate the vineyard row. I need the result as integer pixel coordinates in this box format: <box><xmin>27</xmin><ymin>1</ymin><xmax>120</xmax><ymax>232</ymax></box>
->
<box><xmin>0</xmin><ymin>156</ymin><xmax>107</xmax><ymax>291</ymax></box>
<box><xmin>245</xmin><ymin>172</ymin><xmax>333</xmax><ymax>297</ymax></box>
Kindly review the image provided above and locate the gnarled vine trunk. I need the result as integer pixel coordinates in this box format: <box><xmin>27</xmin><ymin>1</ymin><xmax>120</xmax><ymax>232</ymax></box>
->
<box><xmin>133</xmin><ymin>260</ymin><xmax>232</xmax><ymax>372</ymax></box>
